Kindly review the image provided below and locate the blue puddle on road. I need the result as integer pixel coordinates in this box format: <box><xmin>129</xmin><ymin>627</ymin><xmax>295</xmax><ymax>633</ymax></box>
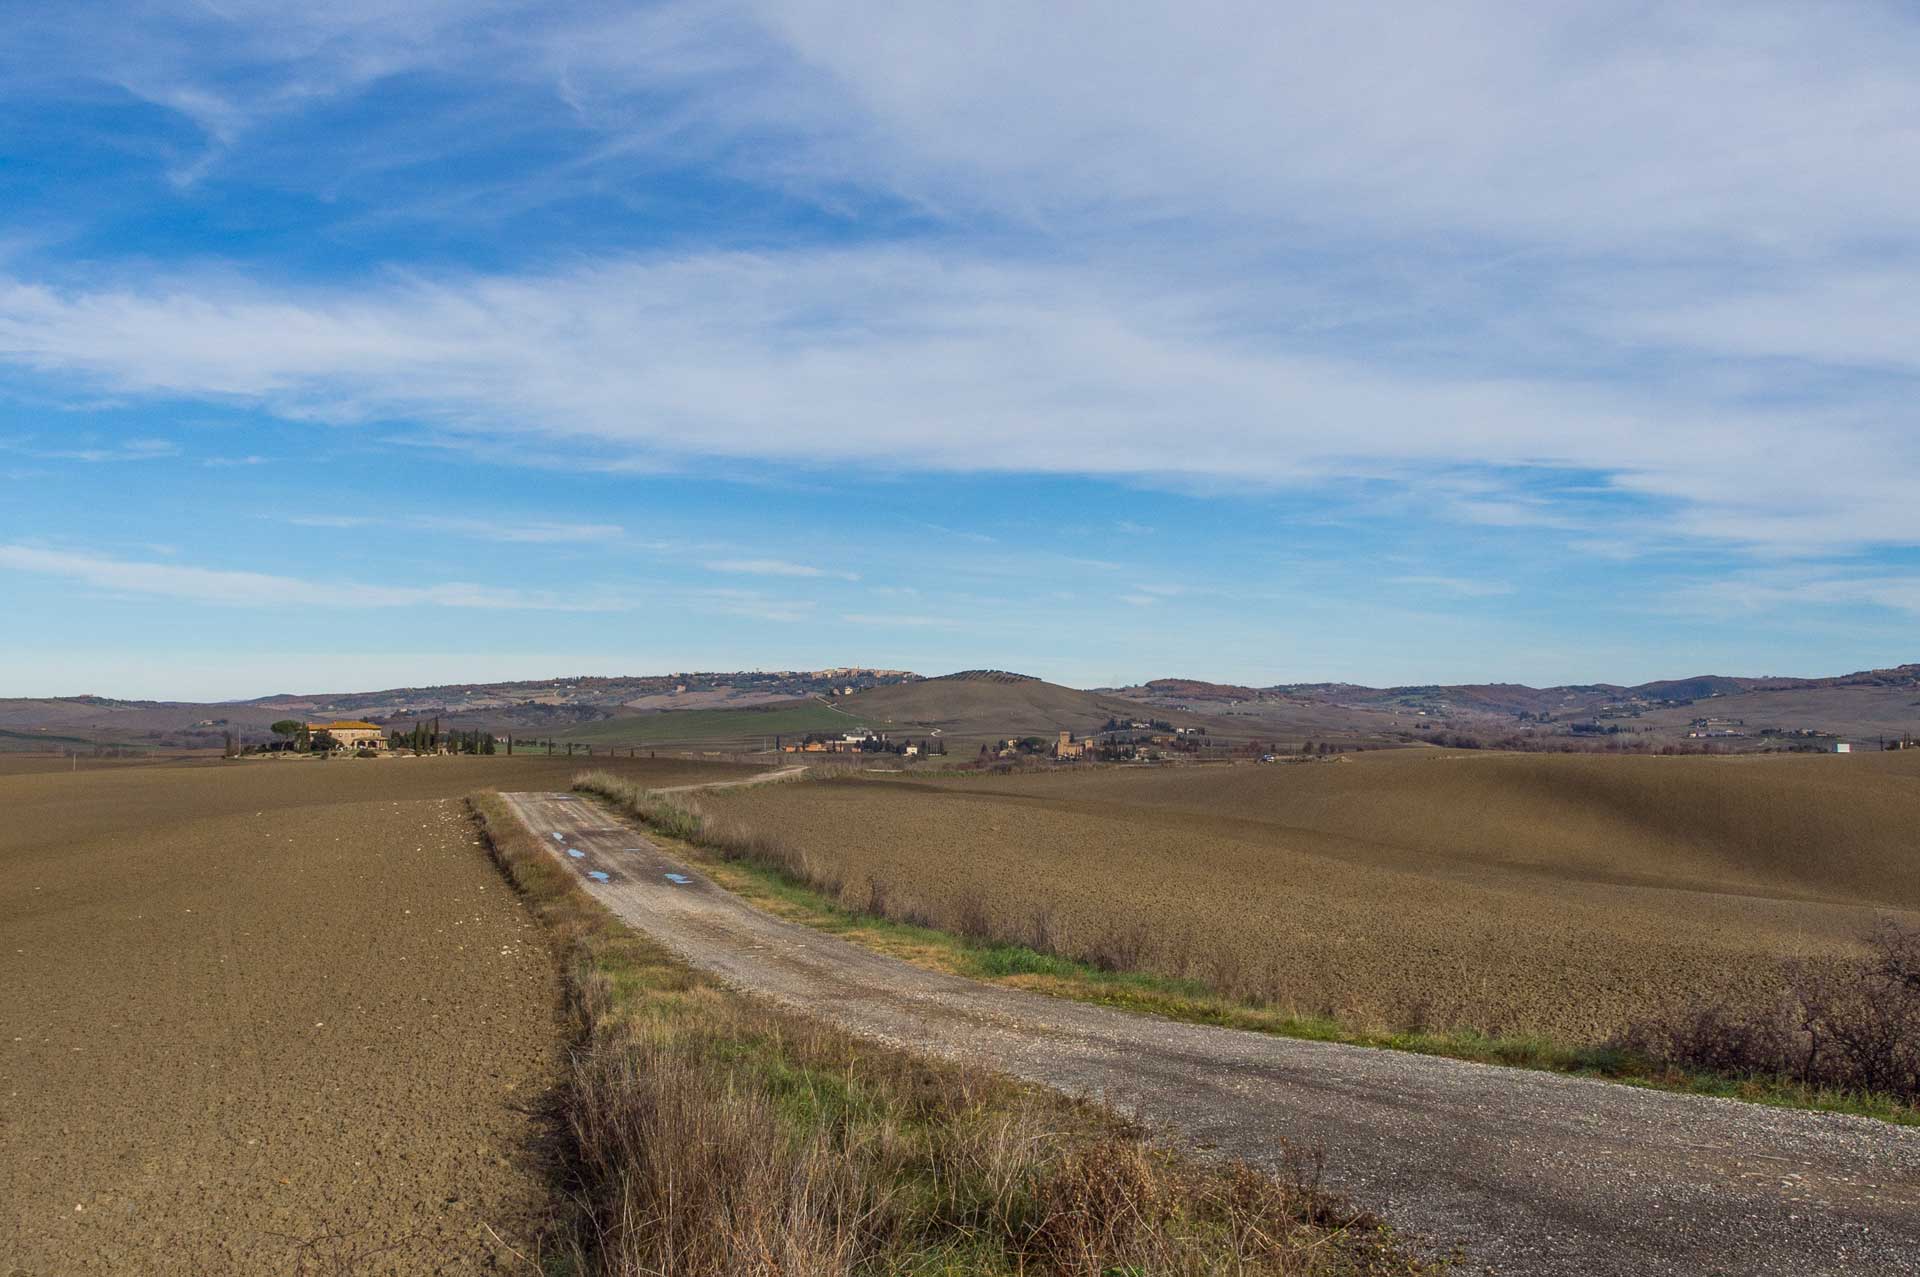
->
<box><xmin>663</xmin><ymin>873</ymin><xmax>692</xmax><ymax>885</ymax></box>
<box><xmin>587</xmin><ymin>870</ymin><xmax>611</xmax><ymax>882</ymax></box>
<box><xmin>566</xmin><ymin>849</ymin><xmax>585</xmax><ymax>859</ymax></box>
<box><xmin>550</xmin><ymin>832</ymin><xmax>565</xmax><ymax>842</ymax></box>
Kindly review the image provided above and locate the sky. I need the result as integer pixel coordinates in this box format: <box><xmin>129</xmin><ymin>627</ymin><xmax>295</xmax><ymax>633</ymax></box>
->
<box><xmin>3</xmin><ymin>1</ymin><xmax>1918</xmax><ymax>700</ymax></box>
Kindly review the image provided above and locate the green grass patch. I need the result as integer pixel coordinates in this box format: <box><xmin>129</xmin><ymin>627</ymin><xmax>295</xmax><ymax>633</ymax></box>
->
<box><xmin>0</xmin><ymin>727</ymin><xmax>136</xmax><ymax>750</ymax></box>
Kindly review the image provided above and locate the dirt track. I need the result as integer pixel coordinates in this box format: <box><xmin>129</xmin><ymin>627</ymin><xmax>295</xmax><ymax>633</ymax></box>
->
<box><xmin>503</xmin><ymin>789</ymin><xmax>1920</xmax><ymax>1277</ymax></box>
<box><xmin>651</xmin><ymin>764</ymin><xmax>805</xmax><ymax>794</ymax></box>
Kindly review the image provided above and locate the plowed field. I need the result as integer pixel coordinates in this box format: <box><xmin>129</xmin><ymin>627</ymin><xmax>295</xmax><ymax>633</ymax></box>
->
<box><xmin>704</xmin><ymin>749</ymin><xmax>1920</xmax><ymax>1038</ymax></box>
<box><xmin>0</xmin><ymin>753</ymin><xmax>754</xmax><ymax>1274</ymax></box>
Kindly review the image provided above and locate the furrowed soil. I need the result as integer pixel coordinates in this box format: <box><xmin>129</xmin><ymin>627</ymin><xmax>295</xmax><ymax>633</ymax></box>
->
<box><xmin>0</xmin><ymin>753</ymin><xmax>754</xmax><ymax>1275</ymax></box>
<box><xmin>703</xmin><ymin>748</ymin><xmax>1920</xmax><ymax>1039</ymax></box>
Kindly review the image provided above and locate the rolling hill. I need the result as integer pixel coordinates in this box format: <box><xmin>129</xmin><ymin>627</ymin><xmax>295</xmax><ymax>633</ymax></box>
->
<box><xmin>556</xmin><ymin>700</ymin><xmax>866</xmax><ymax>748</ymax></box>
<box><xmin>552</xmin><ymin>671</ymin><xmax>1224</xmax><ymax>751</ymax></box>
<box><xmin>0</xmin><ymin>670</ymin><xmax>919</xmax><ymax>750</ymax></box>
<box><xmin>3</xmin><ymin>661</ymin><xmax>1913</xmax><ymax>754</ymax></box>
<box><xmin>706</xmin><ymin>747</ymin><xmax>1920</xmax><ymax>1037</ymax></box>
<box><xmin>835</xmin><ymin>670</ymin><xmax>1232</xmax><ymax>743</ymax></box>
<box><xmin>1117</xmin><ymin>663</ymin><xmax>1920</xmax><ymax>748</ymax></box>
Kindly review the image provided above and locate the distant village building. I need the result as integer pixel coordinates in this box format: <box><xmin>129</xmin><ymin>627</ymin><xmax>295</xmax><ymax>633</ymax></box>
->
<box><xmin>1834</xmin><ymin>742</ymin><xmax>1852</xmax><ymax>754</ymax></box>
<box><xmin>783</xmin><ymin>728</ymin><xmax>883</xmax><ymax>754</ymax></box>
<box><xmin>1055</xmin><ymin>730</ymin><xmax>1087</xmax><ymax>759</ymax></box>
<box><xmin>308</xmin><ymin>720</ymin><xmax>384</xmax><ymax>749</ymax></box>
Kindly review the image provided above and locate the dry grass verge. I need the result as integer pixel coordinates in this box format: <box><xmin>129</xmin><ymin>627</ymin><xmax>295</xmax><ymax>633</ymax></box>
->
<box><xmin>471</xmin><ymin>788</ymin><xmax>1440</xmax><ymax>1276</ymax></box>
<box><xmin>571</xmin><ymin>771</ymin><xmax>1920</xmax><ymax>1126</ymax></box>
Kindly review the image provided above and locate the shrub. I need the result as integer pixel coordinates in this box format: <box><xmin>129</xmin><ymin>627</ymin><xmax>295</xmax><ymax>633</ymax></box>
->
<box><xmin>1793</xmin><ymin>919</ymin><xmax>1920</xmax><ymax>1098</ymax></box>
<box><xmin>1617</xmin><ymin>919</ymin><xmax>1920</xmax><ymax>1104</ymax></box>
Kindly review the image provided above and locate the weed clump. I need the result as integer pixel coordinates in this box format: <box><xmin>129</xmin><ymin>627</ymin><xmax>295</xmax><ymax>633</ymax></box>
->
<box><xmin>1616</xmin><ymin>920</ymin><xmax>1920</xmax><ymax>1105</ymax></box>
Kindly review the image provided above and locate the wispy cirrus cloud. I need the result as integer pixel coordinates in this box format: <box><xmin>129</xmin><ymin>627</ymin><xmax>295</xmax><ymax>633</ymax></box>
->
<box><xmin>704</xmin><ymin>557</ymin><xmax>858</xmax><ymax>581</ymax></box>
<box><xmin>1389</xmin><ymin>575</ymin><xmax>1517</xmax><ymax>599</ymax></box>
<box><xmin>1682</xmin><ymin>566</ymin><xmax>1920</xmax><ymax>619</ymax></box>
<box><xmin>695</xmin><ymin>586</ymin><xmax>816</xmax><ymax>623</ymax></box>
<box><xmin>1</xmin><ymin>435</ymin><xmax>178</xmax><ymax>463</ymax></box>
<box><xmin>840</xmin><ymin>612</ymin><xmax>951</xmax><ymax>627</ymax></box>
<box><xmin>0</xmin><ymin>543</ymin><xmax>635</xmax><ymax>611</ymax></box>
<box><xmin>4</xmin><ymin>3</ymin><xmax>1920</xmax><ymax>563</ymax></box>
<box><xmin>422</xmin><ymin>516</ymin><xmax>624</xmax><ymax>544</ymax></box>
<box><xmin>282</xmin><ymin>513</ymin><xmax>624</xmax><ymax>543</ymax></box>
<box><xmin>24</xmin><ymin>2</ymin><xmax>1920</xmax><ymax>250</ymax></box>
<box><xmin>2</xmin><ymin>249</ymin><xmax>1913</xmax><ymax>558</ymax></box>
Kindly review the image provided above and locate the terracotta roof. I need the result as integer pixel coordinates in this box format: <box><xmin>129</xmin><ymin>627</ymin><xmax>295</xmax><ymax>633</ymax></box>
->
<box><xmin>309</xmin><ymin>720</ymin><xmax>382</xmax><ymax>731</ymax></box>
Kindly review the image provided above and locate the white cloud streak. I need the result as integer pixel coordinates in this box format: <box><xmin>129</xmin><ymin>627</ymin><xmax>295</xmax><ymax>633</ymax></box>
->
<box><xmin>1389</xmin><ymin>575</ymin><xmax>1517</xmax><ymax>599</ymax></box>
<box><xmin>282</xmin><ymin>513</ymin><xmax>623</xmax><ymax>543</ymax></box>
<box><xmin>0</xmin><ymin>544</ymin><xmax>635</xmax><ymax>611</ymax></box>
<box><xmin>2</xmin><ymin>436</ymin><xmax>179</xmax><ymax>463</ymax></box>
<box><xmin>840</xmin><ymin>612</ymin><xmax>950</xmax><ymax>627</ymax></box>
<box><xmin>695</xmin><ymin>586</ymin><xmax>815</xmax><ymax>623</ymax></box>
<box><xmin>1686</xmin><ymin>567</ymin><xmax>1920</xmax><ymax>619</ymax></box>
<box><xmin>1</xmin><ymin>251</ymin><xmax>1911</xmax><ymax>555</ymax></box>
<box><xmin>704</xmin><ymin>557</ymin><xmax>858</xmax><ymax>580</ymax></box>
<box><xmin>35</xmin><ymin>1</ymin><xmax>1919</xmax><ymax>250</ymax></box>
<box><xmin>421</xmin><ymin>516</ymin><xmax>625</xmax><ymax>544</ymax></box>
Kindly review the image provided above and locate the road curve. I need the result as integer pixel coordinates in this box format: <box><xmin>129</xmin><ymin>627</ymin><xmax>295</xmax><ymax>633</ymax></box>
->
<box><xmin>649</xmin><ymin>765</ymin><xmax>806</xmax><ymax>795</ymax></box>
<box><xmin>501</xmin><ymin>790</ymin><xmax>1920</xmax><ymax>1277</ymax></box>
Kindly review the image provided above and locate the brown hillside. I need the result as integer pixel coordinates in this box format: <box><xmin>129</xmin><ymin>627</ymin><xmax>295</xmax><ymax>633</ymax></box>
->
<box><xmin>707</xmin><ymin>748</ymin><xmax>1920</xmax><ymax>1037</ymax></box>
<box><xmin>843</xmin><ymin>672</ymin><xmax>1221</xmax><ymax>740</ymax></box>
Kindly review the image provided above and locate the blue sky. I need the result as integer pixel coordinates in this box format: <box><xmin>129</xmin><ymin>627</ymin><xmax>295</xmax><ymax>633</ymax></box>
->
<box><xmin>3</xmin><ymin>2</ymin><xmax>1918</xmax><ymax>700</ymax></box>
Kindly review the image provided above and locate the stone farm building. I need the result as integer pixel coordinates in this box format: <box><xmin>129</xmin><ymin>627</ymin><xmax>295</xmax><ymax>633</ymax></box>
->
<box><xmin>307</xmin><ymin>720</ymin><xmax>385</xmax><ymax>749</ymax></box>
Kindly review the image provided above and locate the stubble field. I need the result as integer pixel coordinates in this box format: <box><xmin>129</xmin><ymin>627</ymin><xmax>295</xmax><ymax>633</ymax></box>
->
<box><xmin>0</xmin><ymin>752</ymin><xmax>754</xmax><ymax>1275</ymax></box>
<box><xmin>702</xmin><ymin>749</ymin><xmax>1920</xmax><ymax>1039</ymax></box>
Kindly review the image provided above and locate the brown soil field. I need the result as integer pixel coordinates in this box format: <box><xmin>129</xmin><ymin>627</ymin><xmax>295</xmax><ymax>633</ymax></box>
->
<box><xmin>703</xmin><ymin>748</ymin><xmax>1920</xmax><ymax>1039</ymax></box>
<box><xmin>0</xmin><ymin>753</ymin><xmax>754</xmax><ymax>1275</ymax></box>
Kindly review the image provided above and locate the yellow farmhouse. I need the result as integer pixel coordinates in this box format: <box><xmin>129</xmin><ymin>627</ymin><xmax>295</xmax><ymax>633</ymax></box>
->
<box><xmin>306</xmin><ymin>720</ymin><xmax>385</xmax><ymax>749</ymax></box>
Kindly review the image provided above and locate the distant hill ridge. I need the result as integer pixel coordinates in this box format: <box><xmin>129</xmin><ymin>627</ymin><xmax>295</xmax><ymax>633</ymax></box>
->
<box><xmin>4</xmin><ymin>660</ymin><xmax>1914</xmax><ymax>753</ymax></box>
<box><xmin>1132</xmin><ymin>663</ymin><xmax>1919</xmax><ymax>707</ymax></box>
<box><xmin>840</xmin><ymin>672</ymin><xmax>1222</xmax><ymax>739</ymax></box>
<box><xmin>936</xmin><ymin>670</ymin><xmax>1042</xmax><ymax>684</ymax></box>
<box><xmin>1113</xmin><ymin>661</ymin><xmax>1920</xmax><ymax>744</ymax></box>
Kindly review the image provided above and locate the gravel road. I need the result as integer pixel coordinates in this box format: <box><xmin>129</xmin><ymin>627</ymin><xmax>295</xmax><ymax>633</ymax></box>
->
<box><xmin>503</xmin><ymin>790</ymin><xmax>1920</xmax><ymax>1277</ymax></box>
<box><xmin>650</xmin><ymin>764</ymin><xmax>805</xmax><ymax>794</ymax></box>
